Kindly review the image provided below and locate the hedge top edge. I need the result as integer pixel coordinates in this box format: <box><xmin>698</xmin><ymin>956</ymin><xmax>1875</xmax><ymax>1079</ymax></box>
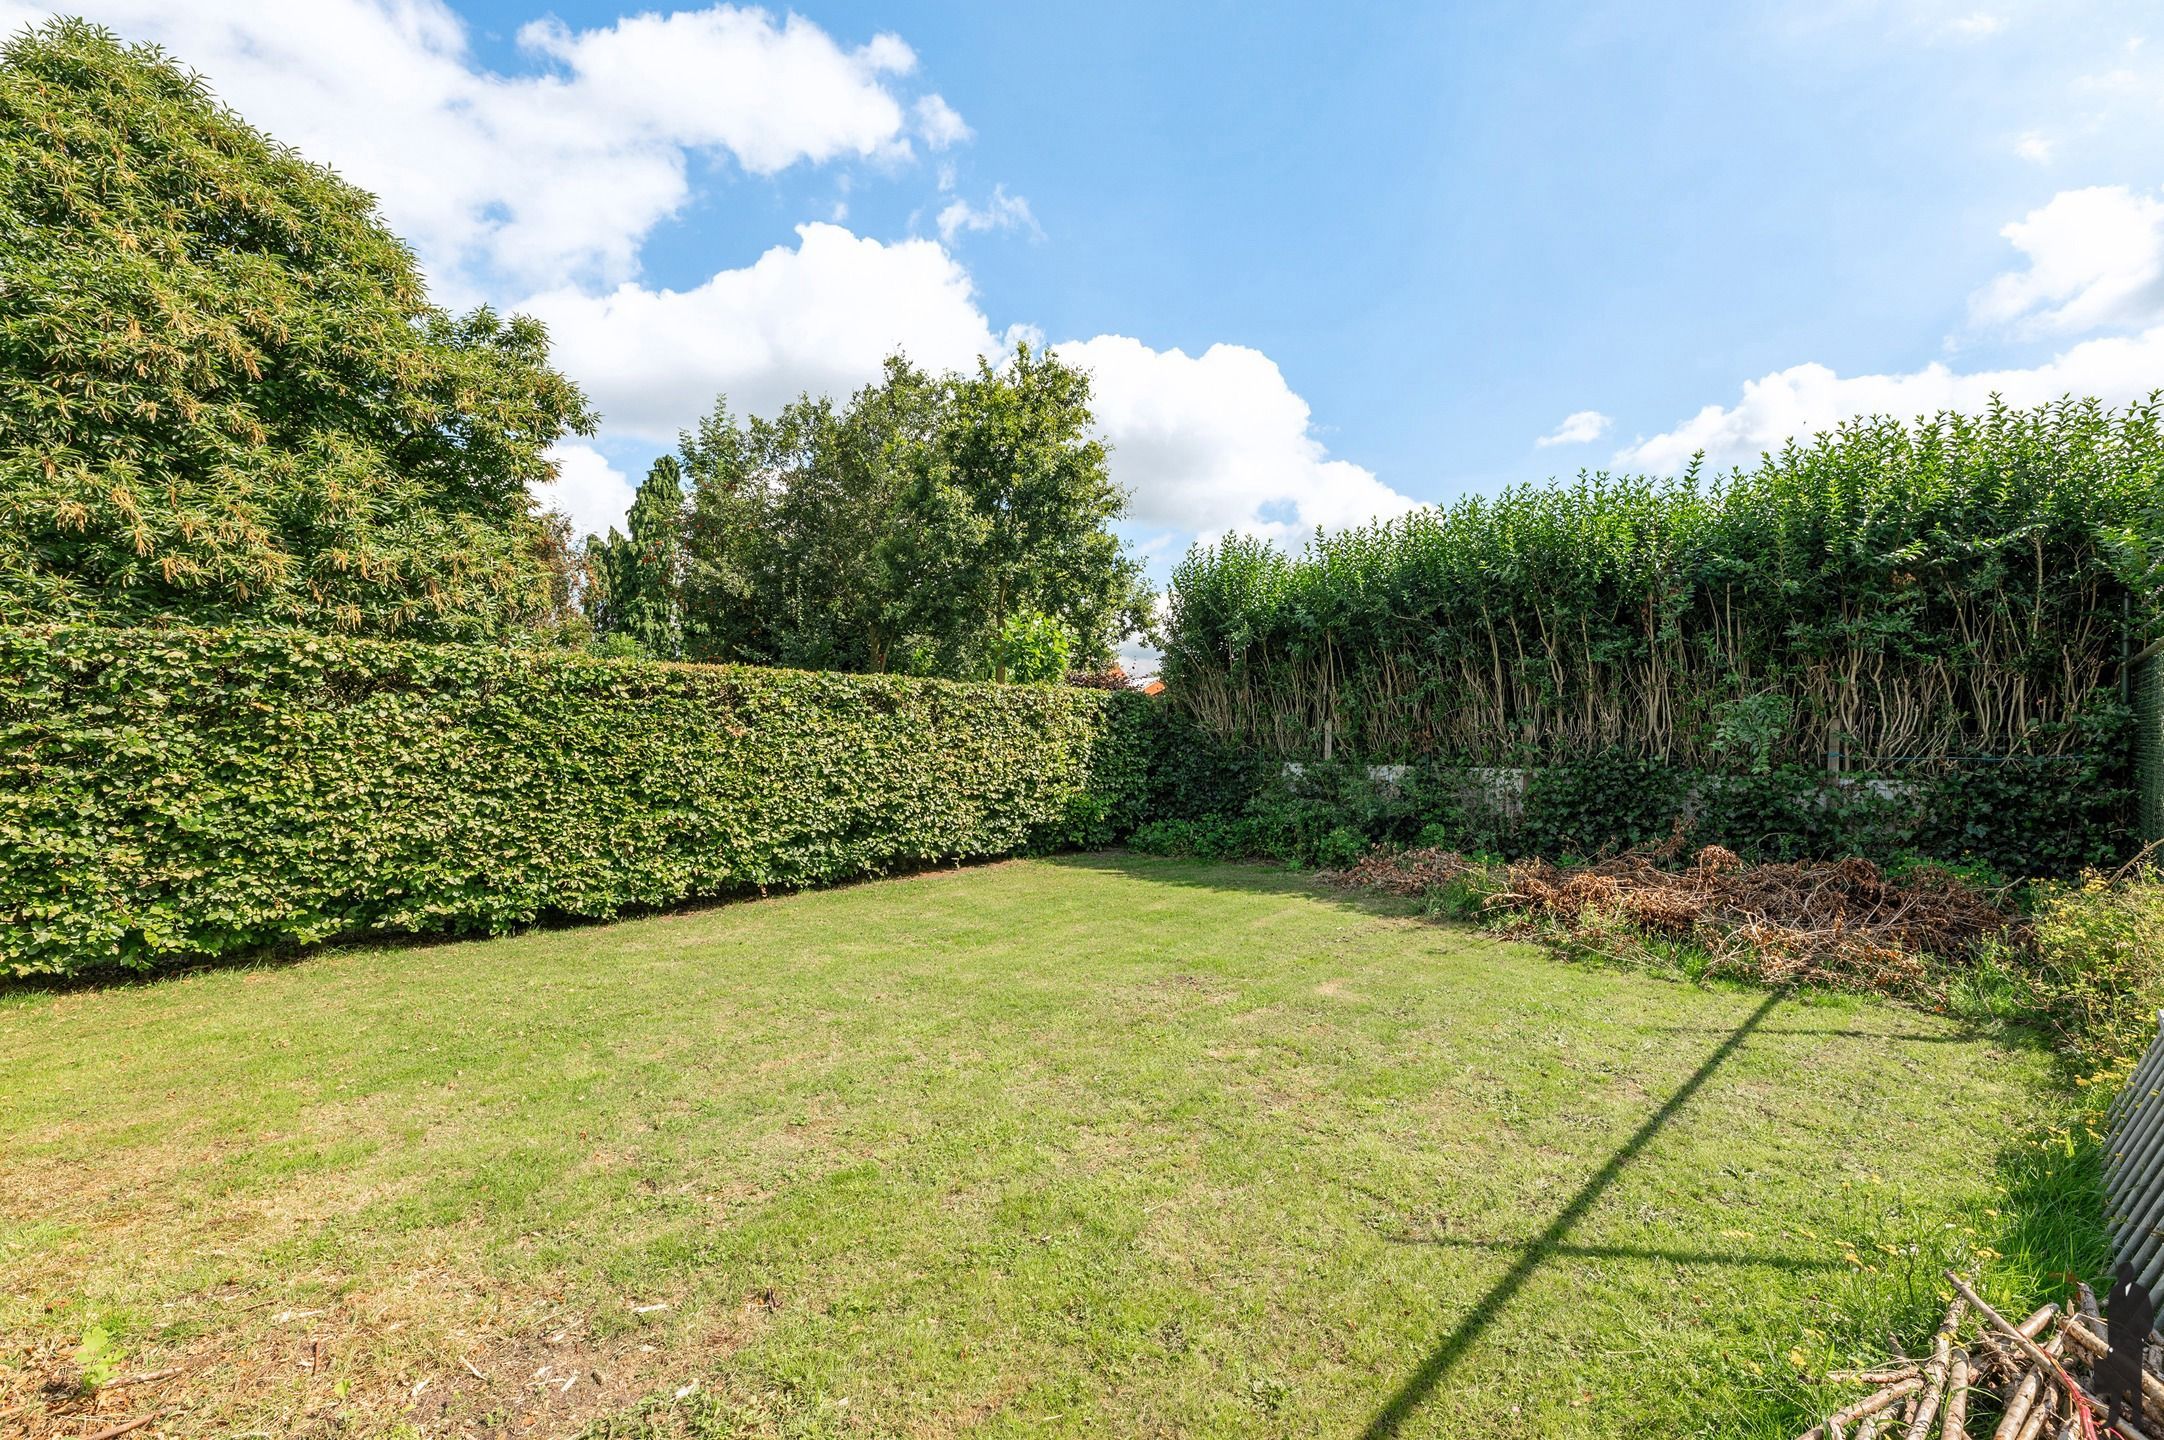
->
<box><xmin>1160</xmin><ymin>395</ymin><xmax>2164</xmax><ymax>768</ymax></box>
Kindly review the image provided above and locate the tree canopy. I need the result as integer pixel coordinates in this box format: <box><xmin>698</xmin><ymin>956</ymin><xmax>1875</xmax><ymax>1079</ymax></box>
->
<box><xmin>584</xmin><ymin>456</ymin><xmax>684</xmax><ymax>659</ymax></box>
<box><xmin>591</xmin><ymin>348</ymin><xmax>1154</xmax><ymax>679</ymax></box>
<box><xmin>0</xmin><ymin>19</ymin><xmax>596</xmax><ymax>639</ymax></box>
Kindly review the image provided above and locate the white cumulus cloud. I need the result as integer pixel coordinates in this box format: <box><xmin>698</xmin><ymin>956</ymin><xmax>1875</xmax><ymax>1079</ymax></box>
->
<box><xmin>1535</xmin><ymin>410</ymin><xmax>1613</xmax><ymax>447</ymax></box>
<box><xmin>913</xmin><ymin>94</ymin><xmax>972</xmax><ymax>149</ymax></box>
<box><xmin>1054</xmin><ymin>337</ymin><xmax>1425</xmax><ymax>543</ymax></box>
<box><xmin>0</xmin><ymin>0</ymin><xmax>960</xmax><ymax>294</ymax></box>
<box><xmin>536</xmin><ymin>444</ymin><xmax>638</xmax><ymax>541</ymax></box>
<box><xmin>936</xmin><ymin>185</ymin><xmax>1041</xmax><ymax>242</ymax></box>
<box><xmin>1620</xmin><ymin>182</ymin><xmax>2164</xmax><ymax>472</ymax></box>
<box><xmin>511</xmin><ymin>9</ymin><xmax>920</xmax><ymax>174</ymax></box>
<box><xmin>1614</xmin><ymin>326</ymin><xmax>2164</xmax><ymax>473</ymax></box>
<box><xmin>519</xmin><ymin>223</ymin><xmax>1003</xmax><ymax>442</ymax></box>
<box><xmin>1968</xmin><ymin>185</ymin><xmax>2164</xmax><ymax>336</ymax></box>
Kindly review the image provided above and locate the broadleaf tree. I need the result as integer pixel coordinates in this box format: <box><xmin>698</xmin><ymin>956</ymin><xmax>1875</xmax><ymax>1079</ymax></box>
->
<box><xmin>0</xmin><ymin>19</ymin><xmax>597</xmax><ymax>639</ymax></box>
<box><xmin>626</xmin><ymin>346</ymin><xmax>1152</xmax><ymax>680</ymax></box>
<box><xmin>887</xmin><ymin>346</ymin><xmax>1149</xmax><ymax>680</ymax></box>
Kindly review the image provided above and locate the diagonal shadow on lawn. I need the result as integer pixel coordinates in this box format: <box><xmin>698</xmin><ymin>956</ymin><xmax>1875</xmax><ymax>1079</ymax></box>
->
<box><xmin>1357</xmin><ymin>988</ymin><xmax>1786</xmax><ymax>1439</ymax></box>
<box><xmin>1645</xmin><ymin>1023</ymin><xmax>1977</xmax><ymax>1044</ymax></box>
<box><xmin>1383</xmin><ymin>1234</ymin><xmax>1841</xmax><ymax>1274</ymax></box>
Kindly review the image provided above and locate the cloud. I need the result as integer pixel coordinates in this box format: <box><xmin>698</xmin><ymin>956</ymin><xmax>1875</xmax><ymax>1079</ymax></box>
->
<box><xmin>1614</xmin><ymin>324</ymin><xmax>2164</xmax><ymax>472</ymax></box>
<box><xmin>535</xmin><ymin>443</ymin><xmax>638</xmax><ymax>540</ymax></box>
<box><xmin>1535</xmin><ymin>410</ymin><xmax>1613</xmax><ymax>447</ymax></box>
<box><xmin>519</xmin><ymin>222</ymin><xmax>1002</xmax><ymax>441</ymax></box>
<box><xmin>2014</xmin><ymin>131</ymin><xmax>2054</xmax><ymax>162</ymax></box>
<box><xmin>1054</xmin><ymin>336</ymin><xmax>1425</xmax><ymax>542</ymax></box>
<box><xmin>1967</xmin><ymin>185</ymin><xmax>2164</xmax><ymax>335</ymax></box>
<box><xmin>1943</xmin><ymin>10</ymin><xmax>2005</xmax><ymax>39</ymax></box>
<box><xmin>511</xmin><ymin>9</ymin><xmax>920</xmax><ymax>174</ymax></box>
<box><xmin>936</xmin><ymin>185</ymin><xmax>1041</xmax><ymax>242</ymax></box>
<box><xmin>0</xmin><ymin>0</ymin><xmax>960</xmax><ymax>294</ymax></box>
<box><xmin>913</xmin><ymin>94</ymin><xmax>971</xmax><ymax>149</ymax></box>
<box><xmin>527</xmin><ymin>274</ymin><xmax>1422</xmax><ymax>548</ymax></box>
<box><xmin>5</xmin><ymin>1</ymin><xmax>1418</xmax><ymax>554</ymax></box>
<box><xmin>1620</xmin><ymin>182</ymin><xmax>2164</xmax><ymax>472</ymax></box>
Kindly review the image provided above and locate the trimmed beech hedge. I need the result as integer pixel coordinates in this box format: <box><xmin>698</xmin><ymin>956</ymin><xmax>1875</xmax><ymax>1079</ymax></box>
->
<box><xmin>2</xmin><ymin>625</ymin><xmax>1153</xmax><ymax>976</ymax></box>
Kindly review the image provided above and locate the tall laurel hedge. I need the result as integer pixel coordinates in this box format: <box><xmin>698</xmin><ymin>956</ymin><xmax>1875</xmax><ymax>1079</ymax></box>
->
<box><xmin>1163</xmin><ymin>398</ymin><xmax>2162</xmax><ymax>768</ymax></box>
<box><xmin>1</xmin><ymin>625</ymin><xmax>1153</xmax><ymax>976</ymax></box>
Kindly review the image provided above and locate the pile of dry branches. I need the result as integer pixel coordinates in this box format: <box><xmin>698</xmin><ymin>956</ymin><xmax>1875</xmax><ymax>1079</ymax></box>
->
<box><xmin>1325</xmin><ymin>836</ymin><xmax>2025</xmax><ymax>997</ymax></box>
<box><xmin>1322</xmin><ymin>846</ymin><xmax>1479</xmax><ymax>896</ymax></box>
<box><xmin>1497</xmin><ymin>843</ymin><xmax>2024</xmax><ymax>992</ymax></box>
<box><xmin>1799</xmin><ymin>1273</ymin><xmax>2160</xmax><ymax>1440</ymax></box>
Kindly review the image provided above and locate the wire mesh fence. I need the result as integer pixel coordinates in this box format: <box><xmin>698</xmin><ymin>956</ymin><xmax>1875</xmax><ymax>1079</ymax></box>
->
<box><xmin>2136</xmin><ymin>643</ymin><xmax>2164</xmax><ymax>846</ymax></box>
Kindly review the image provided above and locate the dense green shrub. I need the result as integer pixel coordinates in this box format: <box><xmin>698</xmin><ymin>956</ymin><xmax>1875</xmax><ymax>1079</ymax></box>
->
<box><xmin>1</xmin><ymin>625</ymin><xmax>1153</xmax><ymax>976</ymax></box>
<box><xmin>1135</xmin><ymin>706</ymin><xmax>1271</xmax><ymax>821</ymax></box>
<box><xmin>1907</xmin><ymin>715</ymin><xmax>2137</xmax><ymax>878</ymax></box>
<box><xmin>1686</xmin><ymin>766</ymin><xmax>1885</xmax><ymax>862</ymax></box>
<box><xmin>1516</xmin><ymin>754</ymin><xmax>1685</xmax><ymax>856</ymax></box>
<box><xmin>2024</xmin><ymin>869</ymin><xmax>2164</xmax><ymax>1069</ymax></box>
<box><xmin>1145</xmin><ymin>741</ymin><xmax>2130</xmax><ymax>877</ymax></box>
<box><xmin>1128</xmin><ymin>818</ymin><xmax>1243</xmax><ymax>860</ymax></box>
<box><xmin>1152</xmin><ymin>399</ymin><xmax>2158</xmax><ymax>875</ymax></box>
<box><xmin>1163</xmin><ymin>399</ymin><xmax>2161</xmax><ymax>781</ymax></box>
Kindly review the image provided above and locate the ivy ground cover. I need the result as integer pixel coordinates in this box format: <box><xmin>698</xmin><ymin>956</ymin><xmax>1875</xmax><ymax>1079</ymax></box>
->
<box><xmin>0</xmin><ymin>857</ymin><xmax>2095</xmax><ymax>1438</ymax></box>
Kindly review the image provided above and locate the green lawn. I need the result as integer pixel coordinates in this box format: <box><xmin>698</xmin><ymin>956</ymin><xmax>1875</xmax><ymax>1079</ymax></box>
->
<box><xmin>0</xmin><ymin>855</ymin><xmax>2088</xmax><ymax>1438</ymax></box>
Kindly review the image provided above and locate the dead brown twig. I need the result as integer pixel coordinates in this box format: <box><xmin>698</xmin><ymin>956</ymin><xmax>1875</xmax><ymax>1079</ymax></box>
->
<box><xmin>1797</xmin><ymin>1275</ymin><xmax>2159</xmax><ymax>1440</ymax></box>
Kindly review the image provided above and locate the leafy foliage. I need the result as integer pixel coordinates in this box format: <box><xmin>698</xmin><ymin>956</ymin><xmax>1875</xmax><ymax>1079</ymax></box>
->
<box><xmin>991</xmin><ymin>608</ymin><xmax>1072</xmax><ymax>684</ymax></box>
<box><xmin>895</xmin><ymin>345</ymin><xmax>1149</xmax><ymax>679</ymax></box>
<box><xmin>1134</xmin><ymin>705</ymin><xmax>1272</xmax><ymax>822</ymax></box>
<box><xmin>1129</xmin><ymin>735</ymin><xmax>2132</xmax><ymax>877</ymax></box>
<box><xmin>0</xmin><ymin>20</ymin><xmax>596</xmax><ymax>640</ymax></box>
<box><xmin>2023</xmin><ymin>867</ymin><xmax>2164</xmax><ymax>1068</ymax></box>
<box><xmin>1</xmin><ymin>623</ymin><xmax>1154</xmax><ymax>976</ymax></box>
<box><xmin>584</xmin><ymin>456</ymin><xmax>685</xmax><ymax>658</ymax></box>
<box><xmin>673</xmin><ymin>358</ymin><xmax>934</xmax><ymax>672</ymax></box>
<box><xmin>1163</xmin><ymin>399</ymin><xmax>2162</xmax><ymax>771</ymax></box>
<box><xmin>610</xmin><ymin>349</ymin><xmax>1153</xmax><ymax>679</ymax></box>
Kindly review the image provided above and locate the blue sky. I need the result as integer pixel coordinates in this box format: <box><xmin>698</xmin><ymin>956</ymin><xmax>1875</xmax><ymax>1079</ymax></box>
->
<box><xmin>14</xmin><ymin>0</ymin><xmax>2164</xmax><ymax>587</ymax></box>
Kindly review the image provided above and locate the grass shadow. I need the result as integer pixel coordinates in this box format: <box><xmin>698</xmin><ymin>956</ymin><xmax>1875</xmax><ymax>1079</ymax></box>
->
<box><xmin>1050</xmin><ymin>852</ymin><xmax>2062</xmax><ymax>1056</ymax></box>
<box><xmin>1381</xmin><ymin>1233</ymin><xmax>1843</xmax><ymax>1274</ymax></box>
<box><xmin>0</xmin><ymin>851</ymin><xmax>1053</xmax><ymax>1000</ymax></box>
<box><xmin>1356</xmin><ymin>988</ymin><xmax>1785</xmax><ymax>1437</ymax></box>
<box><xmin>1051</xmin><ymin>853</ymin><xmax>2103</xmax><ymax>1434</ymax></box>
<box><xmin>1041</xmin><ymin>849</ymin><xmax>1464</xmax><ymax>924</ymax></box>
